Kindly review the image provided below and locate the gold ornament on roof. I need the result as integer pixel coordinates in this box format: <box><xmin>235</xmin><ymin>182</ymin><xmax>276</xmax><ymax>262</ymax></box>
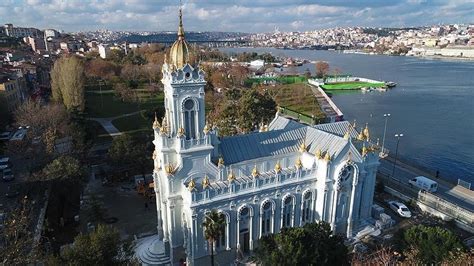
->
<box><xmin>152</xmin><ymin>150</ymin><xmax>156</xmax><ymax>160</ymax></box>
<box><xmin>315</xmin><ymin>149</ymin><xmax>322</xmax><ymax>159</ymax></box>
<box><xmin>218</xmin><ymin>157</ymin><xmax>224</xmax><ymax>167</ymax></box>
<box><xmin>275</xmin><ymin>161</ymin><xmax>282</xmax><ymax>173</ymax></box>
<box><xmin>227</xmin><ymin>169</ymin><xmax>235</xmax><ymax>182</ymax></box>
<box><xmin>363</xmin><ymin>123</ymin><xmax>370</xmax><ymax>141</ymax></box>
<box><xmin>299</xmin><ymin>142</ymin><xmax>307</xmax><ymax>152</ymax></box>
<box><xmin>164</xmin><ymin>163</ymin><xmax>175</xmax><ymax>175</ymax></box>
<box><xmin>361</xmin><ymin>144</ymin><xmax>368</xmax><ymax>157</ymax></box>
<box><xmin>177</xmin><ymin>127</ymin><xmax>185</xmax><ymax>137</ymax></box>
<box><xmin>357</xmin><ymin>127</ymin><xmax>365</xmax><ymax>141</ymax></box>
<box><xmin>259</xmin><ymin>123</ymin><xmax>265</xmax><ymax>132</ymax></box>
<box><xmin>295</xmin><ymin>157</ymin><xmax>303</xmax><ymax>169</ymax></box>
<box><xmin>202</xmin><ymin>175</ymin><xmax>210</xmax><ymax>189</ymax></box>
<box><xmin>251</xmin><ymin>164</ymin><xmax>259</xmax><ymax>178</ymax></box>
<box><xmin>152</xmin><ymin>112</ymin><xmax>160</xmax><ymax>129</ymax></box>
<box><xmin>203</xmin><ymin>123</ymin><xmax>210</xmax><ymax>135</ymax></box>
<box><xmin>160</xmin><ymin>115</ymin><xmax>168</xmax><ymax>135</ymax></box>
<box><xmin>188</xmin><ymin>178</ymin><xmax>196</xmax><ymax>191</ymax></box>
<box><xmin>324</xmin><ymin>151</ymin><xmax>331</xmax><ymax>161</ymax></box>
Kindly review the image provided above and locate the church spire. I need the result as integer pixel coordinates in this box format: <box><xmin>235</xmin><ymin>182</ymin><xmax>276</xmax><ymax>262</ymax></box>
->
<box><xmin>177</xmin><ymin>6</ymin><xmax>185</xmax><ymax>39</ymax></box>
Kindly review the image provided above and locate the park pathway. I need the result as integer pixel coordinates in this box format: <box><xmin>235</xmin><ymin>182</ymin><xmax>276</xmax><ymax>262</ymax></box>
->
<box><xmin>88</xmin><ymin>110</ymin><xmax>144</xmax><ymax>137</ymax></box>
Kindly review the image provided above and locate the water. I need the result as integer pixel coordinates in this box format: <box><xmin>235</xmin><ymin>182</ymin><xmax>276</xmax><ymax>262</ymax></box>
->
<box><xmin>220</xmin><ymin>48</ymin><xmax>474</xmax><ymax>183</ymax></box>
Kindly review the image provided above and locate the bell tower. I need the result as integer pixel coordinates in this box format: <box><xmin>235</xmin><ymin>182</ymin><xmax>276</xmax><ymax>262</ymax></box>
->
<box><xmin>160</xmin><ymin>7</ymin><xmax>206</xmax><ymax>140</ymax></box>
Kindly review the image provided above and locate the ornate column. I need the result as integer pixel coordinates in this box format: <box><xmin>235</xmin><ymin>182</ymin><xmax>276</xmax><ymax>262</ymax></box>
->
<box><xmin>330</xmin><ymin>179</ymin><xmax>341</xmax><ymax>231</ymax></box>
<box><xmin>249</xmin><ymin>211</ymin><xmax>254</xmax><ymax>250</ymax></box>
<box><xmin>236</xmin><ymin>217</ymin><xmax>240</xmax><ymax>250</ymax></box>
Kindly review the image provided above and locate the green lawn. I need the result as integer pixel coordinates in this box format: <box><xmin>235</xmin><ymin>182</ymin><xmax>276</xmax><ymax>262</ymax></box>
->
<box><xmin>273</xmin><ymin>84</ymin><xmax>325</xmax><ymax>119</ymax></box>
<box><xmin>85</xmin><ymin>90</ymin><xmax>164</xmax><ymax>118</ymax></box>
<box><xmin>112</xmin><ymin>111</ymin><xmax>151</xmax><ymax>136</ymax></box>
<box><xmin>321</xmin><ymin>81</ymin><xmax>386</xmax><ymax>90</ymax></box>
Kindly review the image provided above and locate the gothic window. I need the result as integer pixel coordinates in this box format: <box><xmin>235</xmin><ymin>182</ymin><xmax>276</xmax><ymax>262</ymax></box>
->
<box><xmin>183</xmin><ymin>99</ymin><xmax>197</xmax><ymax>140</ymax></box>
<box><xmin>302</xmin><ymin>192</ymin><xmax>312</xmax><ymax>224</ymax></box>
<box><xmin>339</xmin><ymin>166</ymin><xmax>353</xmax><ymax>183</ymax></box>
<box><xmin>261</xmin><ymin>201</ymin><xmax>272</xmax><ymax>236</ymax></box>
<box><xmin>282</xmin><ymin>196</ymin><xmax>293</xmax><ymax>228</ymax></box>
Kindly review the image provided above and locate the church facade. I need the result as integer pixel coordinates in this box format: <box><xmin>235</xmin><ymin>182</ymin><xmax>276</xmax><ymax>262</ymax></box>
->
<box><xmin>135</xmin><ymin>9</ymin><xmax>380</xmax><ymax>266</ymax></box>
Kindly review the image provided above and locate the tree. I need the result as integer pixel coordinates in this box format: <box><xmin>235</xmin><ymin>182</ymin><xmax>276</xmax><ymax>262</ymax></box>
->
<box><xmin>51</xmin><ymin>55</ymin><xmax>86</xmax><ymax>112</ymax></box>
<box><xmin>253</xmin><ymin>221</ymin><xmax>348</xmax><ymax>266</ymax></box>
<box><xmin>85</xmin><ymin>58</ymin><xmax>121</xmax><ymax>80</ymax></box>
<box><xmin>108</xmin><ymin>134</ymin><xmax>136</xmax><ymax>167</ymax></box>
<box><xmin>237</xmin><ymin>89</ymin><xmax>276</xmax><ymax>133</ymax></box>
<box><xmin>403</xmin><ymin>225</ymin><xmax>464</xmax><ymax>265</ymax></box>
<box><xmin>41</xmin><ymin>155</ymin><xmax>84</xmax><ymax>182</ymax></box>
<box><xmin>315</xmin><ymin>61</ymin><xmax>329</xmax><ymax>78</ymax></box>
<box><xmin>0</xmin><ymin>196</ymin><xmax>37</xmax><ymax>265</ymax></box>
<box><xmin>202</xmin><ymin>210</ymin><xmax>226</xmax><ymax>266</ymax></box>
<box><xmin>60</xmin><ymin>224</ymin><xmax>135</xmax><ymax>266</ymax></box>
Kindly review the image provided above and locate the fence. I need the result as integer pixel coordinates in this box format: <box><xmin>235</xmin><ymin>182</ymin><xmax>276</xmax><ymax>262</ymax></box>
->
<box><xmin>458</xmin><ymin>179</ymin><xmax>471</xmax><ymax>190</ymax></box>
<box><xmin>418</xmin><ymin>190</ymin><xmax>473</xmax><ymax>228</ymax></box>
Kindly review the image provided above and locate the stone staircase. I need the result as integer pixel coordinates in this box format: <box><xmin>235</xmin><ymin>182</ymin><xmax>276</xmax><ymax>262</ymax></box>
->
<box><xmin>135</xmin><ymin>235</ymin><xmax>171</xmax><ymax>265</ymax></box>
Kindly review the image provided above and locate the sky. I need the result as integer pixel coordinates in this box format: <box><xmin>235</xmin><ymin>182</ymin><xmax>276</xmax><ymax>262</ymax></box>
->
<box><xmin>1</xmin><ymin>0</ymin><xmax>473</xmax><ymax>33</ymax></box>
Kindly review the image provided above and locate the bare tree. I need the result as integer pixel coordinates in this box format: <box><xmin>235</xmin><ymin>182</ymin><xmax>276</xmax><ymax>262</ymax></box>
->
<box><xmin>315</xmin><ymin>61</ymin><xmax>329</xmax><ymax>78</ymax></box>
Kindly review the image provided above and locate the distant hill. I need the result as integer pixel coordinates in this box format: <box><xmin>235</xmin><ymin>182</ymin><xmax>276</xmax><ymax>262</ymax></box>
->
<box><xmin>115</xmin><ymin>32</ymin><xmax>248</xmax><ymax>43</ymax></box>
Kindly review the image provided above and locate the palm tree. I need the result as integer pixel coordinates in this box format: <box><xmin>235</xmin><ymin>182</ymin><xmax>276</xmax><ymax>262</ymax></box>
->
<box><xmin>202</xmin><ymin>210</ymin><xmax>226</xmax><ymax>266</ymax></box>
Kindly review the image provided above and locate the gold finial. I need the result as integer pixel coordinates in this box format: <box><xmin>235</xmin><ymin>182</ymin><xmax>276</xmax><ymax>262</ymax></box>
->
<box><xmin>188</xmin><ymin>178</ymin><xmax>196</xmax><ymax>191</ymax></box>
<box><xmin>177</xmin><ymin>6</ymin><xmax>185</xmax><ymax>39</ymax></box>
<box><xmin>343</xmin><ymin>131</ymin><xmax>350</xmax><ymax>140</ymax></box>
<box><xmin>152</xmin><ymin>150</ymin><xmax>156</xmax><ymax>160</ymax></box>
<box><xmin>264</xmin><ymin>124</ymin><xmax>268</xmax><ymax>132</ymax></box>
<box><xmin>203</xmin><ymin>123</ymin><xmax>210</xmax><ymax>135</ymax></box>
<box><xmin>295</xmin><ymin>157</ymin><xmax>303</xmax><ymax>169</ymax></box>
<box><xmin>275</xmin><ymin>161</ymin><xmax>282</xmax><ymax>173</ymax></box>
<box><xmin>177</xmin><ymin>127</ymin><xmax>185</xmax><ymax>137</ymax></box>
<box><xmin>299</xmin><ymin>142</ymin><xmax>307</xmax><ymax>153</ymax></box>
<box><xmin>357</xmin><ymin>127</ymin><xmax>365</xmax><ymax>141</ymax></box>
<box><xmin>361</xmin><ymin>144</ymin><xmax>368</xmax><ymax>157</ymax></box>
<box><xmin>324</xmin><ymin>151</ymin><xmax>331</xmax><ymax>161</ymax></box>
<box><xmin>164</xmin><ymin>54</ymin><xmax>168</xmax><ymax>64</ymax></box>
<box><xmin>164</xmin><ymin>163</ymin><xmax>175</xmax><ymax>175</ymax></box>
<box><xmin>315</xmin><ymin>149</ymin><xmax>322</xmax><ymax>159</ymax></box>
<box><xmin>259</xmin><ymin>123</ymin><xmax>265</xmax><ymax>132</ymax></box>
<box><xmin>363</xmin><ymin>123</ymin><xmax>370</xmax><ymax>141</ymax></box>
<box><xmin>227</xmin><ymin>169</ymin><xmax>235</xmax><ymax>182</ymax></box>
<box><xmin>160</xmin><ymin>115</ymin><xmax>168</xmax><ymax>135</ymax></box>
<box><xmin>202</xmin><ymin>175</ymin><xmax>210</xmax><ymax>189</ymax></box>
<box><xmin>251</xmin><ymin>164</ymin><xmax>259</xmax><ymax>178</ymax></box>
<box><xmin>218</xmin><ymin>157</ymin><xmax>224</xmax><ymax>167</ymax></box>
<box><xmin>152</xmin><ymin>112</ymin><xmax>160</xmax><ymax>129</ymax></box>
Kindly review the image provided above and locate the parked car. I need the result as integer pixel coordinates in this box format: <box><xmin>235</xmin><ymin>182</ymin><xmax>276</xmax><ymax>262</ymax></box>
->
<box><xmin>388</xmin><ymin>201</ymin><xmax>411</xmax><ymax>218</ymax></box>
<box><xmin>2</xmin><ymin>168</ymin><xmax>14</xmax><ymax>181</ymax></box>
<box><xmin>408</xmin><ymin>176</ymin><xmax>438</xmax><ymax>192</ymax></box>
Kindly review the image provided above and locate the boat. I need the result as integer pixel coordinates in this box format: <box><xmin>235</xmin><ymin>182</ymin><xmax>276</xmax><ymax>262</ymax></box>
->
<box><xmin>376</xmin><ymin>87</ymin><xmax>387</xmax><ymax>92</ymax></box>
<box><xmin>385</xmin><ymin>81</ymin><xmax>397</xmax><ymax>87</ymax></box>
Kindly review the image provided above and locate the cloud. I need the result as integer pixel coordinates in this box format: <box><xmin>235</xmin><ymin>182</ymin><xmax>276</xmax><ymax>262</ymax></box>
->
<box><xmin>0</xmin><ymin>0</ymin><xmax>472</xmax><ymax>32</ymax></box>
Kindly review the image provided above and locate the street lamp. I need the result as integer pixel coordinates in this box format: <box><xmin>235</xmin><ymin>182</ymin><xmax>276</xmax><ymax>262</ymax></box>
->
<box><xmin>381</xmin><ymin>113</ymin><xmax>390</xmax><ymax>155</ymax></box>
<box><xmin>391</xmin><ymin>133</ymin><xmax>403</xmax><ymax>181</ymax></box>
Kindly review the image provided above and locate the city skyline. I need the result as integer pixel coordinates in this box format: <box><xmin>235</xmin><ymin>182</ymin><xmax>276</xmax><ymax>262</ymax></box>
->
<box><xmin>1</xmin><ymin>0</ymin><xmax>473</xmax><ymax>33</ymax></box>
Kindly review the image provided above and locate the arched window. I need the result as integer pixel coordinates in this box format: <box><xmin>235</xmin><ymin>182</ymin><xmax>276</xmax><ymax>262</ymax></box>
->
<box><xmin>302</xmin><ymin>192</ymin><xmax>312</xmax><ymax>224</ymax></box>
<box><xmin>215</xmin><ymin>213</ymin><xmax>226</xmax><ymax>250</ymax></box>
<box><xmin>183</xmin><ymin>99</ymin><xmax>196</xmax><ymax>140</ymax></box>
<box><xmin>282</xmin><ymin>196</ymin><xmax>293</xmax><ymax>228</ymax></box>
<box><xmin>261</xmin><ymin>202</ymin><xmax>272</xmax><ymax>236</ymax></box>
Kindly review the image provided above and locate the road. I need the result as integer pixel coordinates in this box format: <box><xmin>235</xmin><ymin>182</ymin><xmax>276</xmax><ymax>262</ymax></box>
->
<box><xmin>378</xmin><ymin>157</ymin><xmax>474</xmax><ymax>212</ymax></box>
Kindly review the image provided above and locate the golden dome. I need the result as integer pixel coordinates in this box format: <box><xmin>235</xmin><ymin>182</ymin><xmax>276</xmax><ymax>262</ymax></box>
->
<box><xmin>188</xmin><ymin>178</ymin><xmax>196</xmax><ymax>191</ymax></box>
<box><xmin>251</xmin><ymin>164</ymin><xmax>259</xmax><ymax>178</ymax></box>
<box><xmin>202</xmin><ymin>175</ymin><xmax>210</xmax><ymax>189</ymax></box>
<box><xmin>169</xmin><ymin>8</ymin><xmax>190</xmax><ymax>69</ymax></box>
<box><xmin>295</xmin><ymin>157</ymin><xmax>303</xmax><ymax>169</ymax></box>
<box><xmin>164</xmin><ymin>163</ymin><xmax>175</xmax><ymax>175</ymax></box>
<box><xmin>275</xmin><ymin>161</ymin><xmax>282</xmax><ymax>173</ymax></box>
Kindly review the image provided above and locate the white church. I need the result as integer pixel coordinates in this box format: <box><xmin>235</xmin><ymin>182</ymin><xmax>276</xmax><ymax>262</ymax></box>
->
<box><xmin>135</xmin><ymin>8</ymin><xmax>380</xmax><ymax>266</ymax></box>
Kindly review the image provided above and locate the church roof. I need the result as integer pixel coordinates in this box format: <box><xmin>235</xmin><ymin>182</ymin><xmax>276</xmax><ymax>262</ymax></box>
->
<box><xmin>219</xmin><ymin>116</ymin><xmax>352</xmax><ymax>165</ymax></box>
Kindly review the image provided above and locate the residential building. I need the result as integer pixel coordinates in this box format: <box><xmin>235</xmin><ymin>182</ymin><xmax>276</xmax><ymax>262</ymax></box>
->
<box><xmin>0</xmin><ymin>73</ymin><xmax>28</xmax><ymax>112</ymax></box>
